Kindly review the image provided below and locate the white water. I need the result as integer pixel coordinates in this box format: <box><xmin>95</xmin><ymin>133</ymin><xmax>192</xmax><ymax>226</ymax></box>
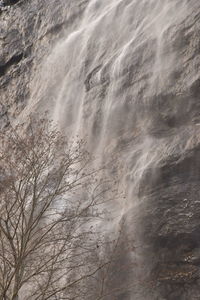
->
<box><xmin>20</xmin><ymin>0</ymin><xmax>196</xmax><ymax>298</ymax></box>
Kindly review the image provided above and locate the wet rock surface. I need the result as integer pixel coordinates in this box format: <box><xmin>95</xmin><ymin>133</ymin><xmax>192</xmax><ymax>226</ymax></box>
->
<box><xmin>0</xmin><ymin>0</ymin><xmax>89</xmax><ymax>128</ymax></box>
<box><xmin>140</xmin><ymin>144</ymin><xmax>200</xmax><ymax>299</ymax></box>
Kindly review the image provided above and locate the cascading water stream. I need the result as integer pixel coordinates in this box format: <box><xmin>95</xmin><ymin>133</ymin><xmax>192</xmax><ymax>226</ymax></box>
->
<box><xmin>19</xmin><ymin>0</ymin><xmax>200</xmax><ymax>298</ymax></box>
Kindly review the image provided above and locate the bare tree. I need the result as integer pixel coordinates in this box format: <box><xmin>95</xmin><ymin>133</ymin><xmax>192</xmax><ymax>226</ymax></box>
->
<box><xmin>0</xmin><ymin>118</ymin><xmax>117</xmax><ymax>300</ymax></box>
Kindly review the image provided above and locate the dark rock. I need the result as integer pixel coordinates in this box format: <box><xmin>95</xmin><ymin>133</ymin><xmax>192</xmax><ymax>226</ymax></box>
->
<box><xmin>0</xmin><ymin>52</ymin><xmax>23</xmax><ymax>77</ymax></box>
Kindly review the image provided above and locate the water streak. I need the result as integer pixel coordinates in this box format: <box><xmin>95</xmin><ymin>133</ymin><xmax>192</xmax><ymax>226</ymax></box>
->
<box><xmin>20</xmin><ymin>0</ymin><xmax>198</xmax><ymax>298</ymax></box>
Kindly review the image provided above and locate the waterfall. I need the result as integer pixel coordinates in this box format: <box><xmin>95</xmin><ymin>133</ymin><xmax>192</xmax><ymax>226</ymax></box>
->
<box><xmin>20</xmin><ymin>0</ymin><xmax>200</xmax><ymax>298</ymax></box>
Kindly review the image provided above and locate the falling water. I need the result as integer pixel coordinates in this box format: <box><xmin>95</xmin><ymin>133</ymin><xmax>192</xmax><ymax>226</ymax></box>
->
<box><xmin>20</xmin><ymin>0</ymin><xmax>200</xmax><ymax>298</ymax></box>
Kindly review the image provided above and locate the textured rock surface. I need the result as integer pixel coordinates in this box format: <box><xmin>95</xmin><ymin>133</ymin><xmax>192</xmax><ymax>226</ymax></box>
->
<box><xmin>0</xmin><ymin>0</ymin><xmax>89</xmax><ymax>128</ymax></box>
<box><xmin>1</xmin><ymin>0</ymin><xmax>200</xmax><ymax>299</ymax></box>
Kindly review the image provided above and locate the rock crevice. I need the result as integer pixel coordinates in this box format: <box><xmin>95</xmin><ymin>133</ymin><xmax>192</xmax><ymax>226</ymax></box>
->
<box><xmin>0</xmin><ymin>52</ymin><xmax>23</xmax><ymax>77</ymax></box>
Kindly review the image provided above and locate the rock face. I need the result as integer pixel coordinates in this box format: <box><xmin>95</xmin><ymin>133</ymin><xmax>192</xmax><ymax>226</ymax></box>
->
<box><xmin>1</xmin><ymin>0</ymin><xmax>200</xmax><ymax>299</ymax></box>
<box><xmin>0</xmin><ymin>0</ymin><xmax>89</xmax><ymax>128</ymax></box>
